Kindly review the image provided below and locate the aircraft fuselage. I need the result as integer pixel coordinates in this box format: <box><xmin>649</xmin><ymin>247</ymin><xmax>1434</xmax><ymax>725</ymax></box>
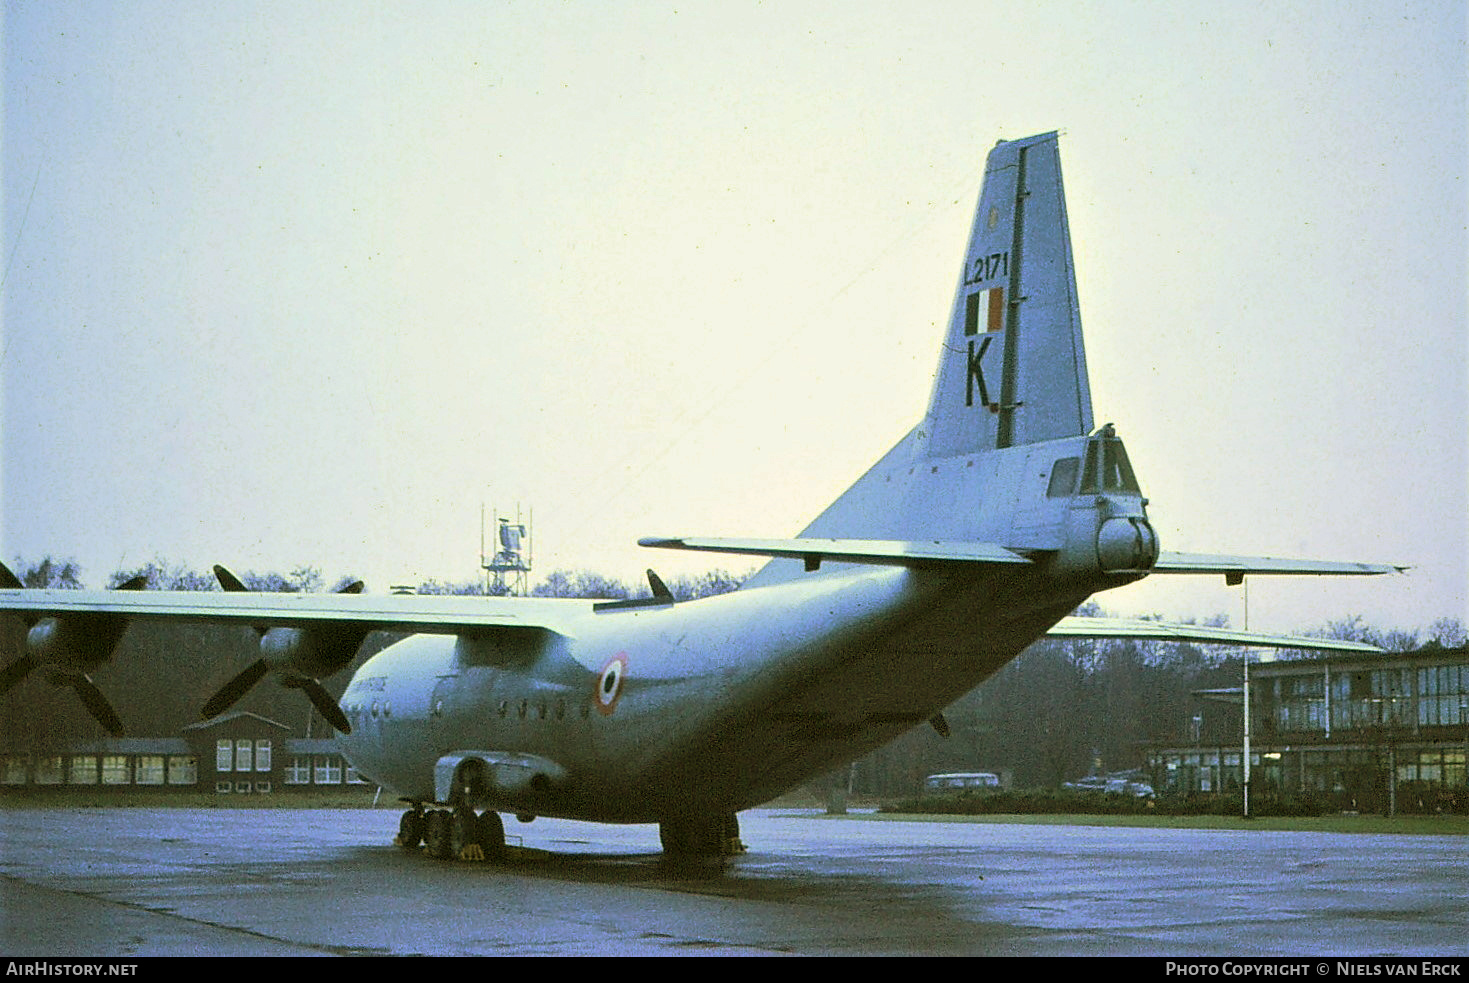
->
<box><xmin>337</xmin><ymin>435</ymin><xmax>1155</xmax><ymax>825</ymax></box>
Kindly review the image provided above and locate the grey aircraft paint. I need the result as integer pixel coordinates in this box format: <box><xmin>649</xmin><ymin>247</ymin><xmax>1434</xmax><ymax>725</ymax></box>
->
<box><xmin>0</xmin><ymin>133</ymin><xmax>1397</xmax><ymax>855</ymax></box>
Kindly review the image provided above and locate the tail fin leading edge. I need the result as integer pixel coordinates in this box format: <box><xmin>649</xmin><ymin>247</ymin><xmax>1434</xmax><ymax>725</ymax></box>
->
<box><xmin>922</xmin><ymin>132</ymin><xmax>1092</xmax><ymax>458</ymax></box>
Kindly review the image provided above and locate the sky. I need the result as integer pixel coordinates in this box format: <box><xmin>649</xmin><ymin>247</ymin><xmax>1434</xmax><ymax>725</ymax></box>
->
<box><xmin>3</xmin><ymin>1</ymin><xmax>1465</xmax><ymax>636</ymax></box>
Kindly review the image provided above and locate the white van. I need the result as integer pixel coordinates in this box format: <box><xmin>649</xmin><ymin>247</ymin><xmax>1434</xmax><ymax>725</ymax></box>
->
<box><xmin>924</xmin><ymin>772</ymin><xmax>1001</xmax><ymax>795</ymax></box>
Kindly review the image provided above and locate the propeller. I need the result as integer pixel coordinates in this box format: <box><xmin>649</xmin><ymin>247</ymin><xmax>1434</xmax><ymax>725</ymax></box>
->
<box><xmin>0</xmin><ymin>560</ymin><xmax>137</xmax><ymax>735</ymax></box>
<box><xmin>200</xmin><ymin>565</ymin><xmax>366</xmax><ymax>733</ymax></box>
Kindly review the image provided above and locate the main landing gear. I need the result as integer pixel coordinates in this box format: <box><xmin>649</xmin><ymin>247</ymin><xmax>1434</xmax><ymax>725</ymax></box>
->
<box><xmin>397</xmin><ymin>805</ymin><xmax>506</xmax><ymax>862</ymax></box>
<box><xmin>658</xmin><ymin>812</ymin><xmax>746</xmax><ymax>859</ymax></box>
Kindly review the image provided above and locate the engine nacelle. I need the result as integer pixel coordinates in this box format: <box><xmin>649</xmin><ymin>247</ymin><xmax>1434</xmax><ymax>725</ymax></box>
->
<box><xmin>259</xmin><ymin>624</ymin><xmax>368</xmax><ymax>680</ymax></box>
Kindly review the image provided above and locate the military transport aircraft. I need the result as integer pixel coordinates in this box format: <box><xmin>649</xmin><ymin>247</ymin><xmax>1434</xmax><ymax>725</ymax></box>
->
<box><xmin>0</xmin><ymin>132</ymin><xmax>1398</xmax><ymax>859</ymax></box>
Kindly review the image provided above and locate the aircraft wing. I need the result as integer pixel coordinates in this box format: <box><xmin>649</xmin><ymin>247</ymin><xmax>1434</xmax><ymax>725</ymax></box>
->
<box><xmin>0</xmin><ymin>588</ymin><xmax>579</xmax><ymax>636</ymax></box>
<box><xmin>1046</xmin><ymin>616</ymin><xmax>1383</xmax><ymax>654</ymax></box>
<box><xmin>1150</xmin><ymin>551</ymin><xmax>1404</xmax><ymax>579</ymax></box>
<box><xmin>638</xmin><ymin>536</ymin><xmax>1032</xmax><ymax>569</ymax></box>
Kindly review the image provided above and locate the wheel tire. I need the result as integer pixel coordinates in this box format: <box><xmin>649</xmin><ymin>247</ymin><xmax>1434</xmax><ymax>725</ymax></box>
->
<box><xmin>723</xmin><ymin>812</ymin><xmax>745</xmax><ymax>854</ymax></box>
<box><xmin>475</xmin><ymin>810</ymin><xmax>506</xmax><ymax>859</ymax></box>
<box><xmin>423</xmin><ymin>809</ymin><xmax>452</xmax><ymax>860</ymax></box>
<box><xmin>397</xmin><ymin>809</ymin><xmax>423</xmax><ymax>850</ymax></box>
<box><xmin>659</xmin><ymin>815</ymin><xmax>723</xmax><ymax>857</ymax></box>
<box><xmin>449</xmin><ymin>807</ymin><xmax>478</xmax><ymax>859</ymax></box>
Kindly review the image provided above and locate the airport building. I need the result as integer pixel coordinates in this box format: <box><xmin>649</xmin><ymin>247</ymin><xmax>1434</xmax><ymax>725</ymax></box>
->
<box><xmin>0</xmin><ymin>711</ymin><xmax>368</xmax><ymax>795</ymax></box>
<box><xmin>1146</xmin><ymin>645</ymin><xmax>1468</xmax><ymax>814</ymax></box>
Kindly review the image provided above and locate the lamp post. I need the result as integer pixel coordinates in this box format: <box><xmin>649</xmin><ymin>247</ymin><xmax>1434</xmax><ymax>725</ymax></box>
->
<box><xmin>1364</xmin><ymin>694</ymin><xmax>1403</xmax><ymax>817</ymax></box>
<box><xmin>1241</xmin><ymin>647</ymin><xmax>1284</xmax><ymax>819</ymax></box>
<box><xmin>1461</xmin><ymin>701</ymin><xmax>1468</xmax><ymax>811</ymax></box>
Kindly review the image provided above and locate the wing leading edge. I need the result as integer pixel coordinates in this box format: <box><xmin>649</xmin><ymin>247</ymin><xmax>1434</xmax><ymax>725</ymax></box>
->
<box><xmin>0</xmin><ymin>588</ymin><xmax>579</xmax><ymax>636</ymax></box>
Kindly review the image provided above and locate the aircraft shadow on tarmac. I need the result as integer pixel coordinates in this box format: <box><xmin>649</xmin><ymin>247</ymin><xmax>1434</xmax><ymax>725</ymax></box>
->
<box><xmin>353</xmin><ymin>839</ymin><xmax>969</xmax><ymax>914</ymax></box>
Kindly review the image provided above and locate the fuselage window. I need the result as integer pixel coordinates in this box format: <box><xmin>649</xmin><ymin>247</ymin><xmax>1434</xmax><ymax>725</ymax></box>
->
<box><xmin>1047</xmin><ymin>457</ymin><xmax>1080</xmax><ymax>497</ymax></box>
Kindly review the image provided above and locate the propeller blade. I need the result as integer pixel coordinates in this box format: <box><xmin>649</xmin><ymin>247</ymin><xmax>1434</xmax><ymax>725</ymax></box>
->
<box><xmin>213</xmin><ymin>565</ymin><xmax>250</xmax><ymax>592</ymax></box>
<box><xmin>0</xmin><ymin>562</ymin><xmax>42</xmax><ymax>628</ymax></box>
<box><xmin>296</xmin><ymin>678</ymin><xmax>352</xmax><ymax>734</ymax></box>
<box><xmin>201</xmin><ymin>658</ymin><xmax>269</xmax><ymax>719</ymax></box>
<box><xmin>0</xmin><ymin>655</ymin><xmax>37</xmax><ymax>696</ymax></box>
<box><xmin>646</xmin><ymin>569</ymin><xmax>673</xmax><ymax>601</ymax></box>
<box><xmin>68</xmin><ymin>674</ymin><xmax>125</xmax><ymax>737</ymax></box>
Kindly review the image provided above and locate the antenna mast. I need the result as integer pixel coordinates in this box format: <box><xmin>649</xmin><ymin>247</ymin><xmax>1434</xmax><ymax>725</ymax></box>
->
<box><xmin>481</xmin><ymin>503</ymin><xmax>532</xmax><ymax>596</ymax></box>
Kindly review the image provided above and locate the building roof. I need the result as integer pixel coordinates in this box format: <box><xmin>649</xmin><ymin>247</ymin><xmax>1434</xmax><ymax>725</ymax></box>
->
<box><xmin>179</xmin><ymin>711</ymin><xmax>294</xmax><ymax>733</ymax></box>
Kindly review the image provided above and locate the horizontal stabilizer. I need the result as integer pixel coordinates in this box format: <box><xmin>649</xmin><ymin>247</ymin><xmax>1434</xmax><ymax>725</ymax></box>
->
<box><xmin>1046</xmin><ymin>617</ymin><xmax>1383</xmax><ymax>654</ymax></box>
<box><xmin>638</xmin><ymin>536</ymin><xmax>1032</xmax><ymax>570</ymax></box>
<box><xmin>1152</xmin><ymin>551</ymin><xmax>1404</xmax><ymax>580</ymax></box>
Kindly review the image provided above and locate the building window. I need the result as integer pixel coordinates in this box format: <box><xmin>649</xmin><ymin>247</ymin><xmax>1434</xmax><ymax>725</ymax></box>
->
<box><xmin>235</xmin><ymin>781</ymin><xmax>252</xmax><ymax>794</ymax></box>
<box><xmin>101</xmin><ymin>755</ymin><xmax>131</xmax><ymax>785</ymax></box>
<box><xmin>135</xmin><ymin>755</ymin><xmax>165</xmax><ymax>786</ymax></box>
<box><xmin>255</xmin><ymin>740</ymin><xmax>272</xmax><ymax>772</ymax></box>
<box><xmin>235</xmin><ymin>740</ymin><xmax>253</xmax><ymax>773</ymax></box>
<box><xmin>254</xmin><ymin>781</ymin><xmax>272</xmax><ymax>794</ymax></box>
<box><xmin>1272</xmin><ymin>675</ymin><xmax>1326</xmax><ymax>732</ymax></box>
<box><xmin>69</xmin><ymin>756</ymin><xmax>99</xmax><ymax>785</ymax></box>
<box><xmin>216</xmin><ymin>740</ymin><xmax>233</xmax><ymax>772</ymax></box>
<box><xmin>285</xmin><ymin>756</ymin><xmax>311</xmax><ymax>785</ymax></box>
<box><xmin>215</xmin><ymin>781</ymin><xmax>232</xmax><ymax>794</ymax></box>
<box><xmin>1333</xmin><ymin>669</ymin><xmax>1412</xmax><ymax>730</ymax></box>
<box><xmin>1419</xmin><ymin>664</ymin><xmax>1468</xmax><ymax>727</ymax></box>
<box><xmin>168</xmin><ymin>756</ymin><xmax>197</xmax><ymax>785</ymax></box>
<box><xmin>34</xmin><ymin>756</ymin><xmax>64</xmax><ymax>785</ymax></box>
<box><xmin>314</xmin><ymin>756</ymin><xmax>342</xmax><ymax>785</ymax></box>
<box><xmin>1</xmin><ymin>756</ymin><xmax>27</xmax><ymax>785</ymax></box>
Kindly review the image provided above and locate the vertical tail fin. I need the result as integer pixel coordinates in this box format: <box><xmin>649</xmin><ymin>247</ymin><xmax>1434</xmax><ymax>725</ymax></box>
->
<box><xmin>733</xmin><ymin>133</ymin><xmax>1098</xmax><ymax>588</ymax></box>
<box><xmin>921</xmin><ymin>132</ymin><xmax>1092</xmax><ymax>457</ymax></box>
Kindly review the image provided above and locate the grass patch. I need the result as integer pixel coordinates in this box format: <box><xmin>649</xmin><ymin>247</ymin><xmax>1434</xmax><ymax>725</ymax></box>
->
<box><xmin>835</xmin><ymin>809</ymin><xmax>1469</xmax><ymax>835</ymax></box>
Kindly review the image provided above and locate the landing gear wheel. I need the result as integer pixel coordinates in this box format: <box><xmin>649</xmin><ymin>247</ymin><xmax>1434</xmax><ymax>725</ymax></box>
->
<box><xmin>450</xmin><ymin>807</ymin><xmax>483</xmax><ymax>861</ymax></box>
<box><xmin>660</xmin><ymin>812</ymin><xmax>744</xmax><ymax>858</ymax></box>
<box><xmin>723</xmin><ymin>813</ymin><xmax>746</xmax><ymax>855</ymax></box>
<box><xmin>423</xmin><ymin>809</ymin><xmax>453</xmax><ymax>860</ymax></box>
<box><xmin>475</xmin><ymin>810</ymin><xmax>506</xmax><ymax>859</ymax></box>
<box><xmin>396</xmin><ymin>809</ymin><xmax>424</xmax><ymax>850</ymax></box>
